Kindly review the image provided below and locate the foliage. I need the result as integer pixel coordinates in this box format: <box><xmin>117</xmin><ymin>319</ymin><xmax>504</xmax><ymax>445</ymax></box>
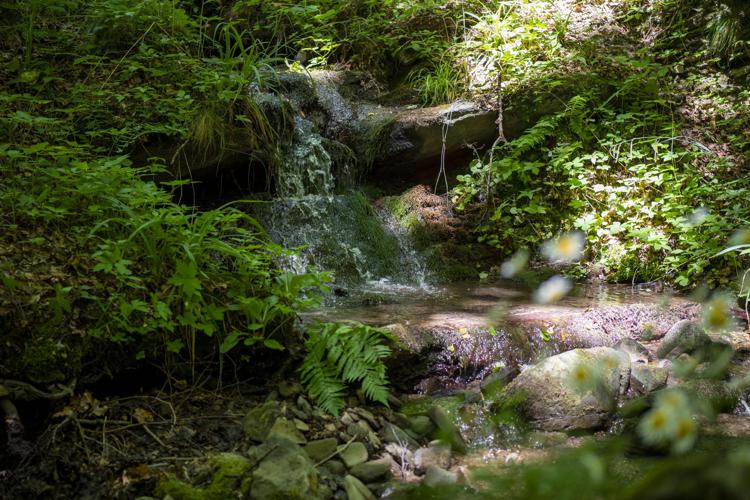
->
<box><xmin>455</xmin><ymin>52</ymin><xmax>750</xmax><ymax>287</ymax></box>
<box><xmin>300</xmin><ymin>321</ymin><xmax>391</xmax><ymax>415</ymax></box>
<box><xmin>0</xmin><ymin>0</ymin><xmax>326</xmax><ymax>383</ymax></box>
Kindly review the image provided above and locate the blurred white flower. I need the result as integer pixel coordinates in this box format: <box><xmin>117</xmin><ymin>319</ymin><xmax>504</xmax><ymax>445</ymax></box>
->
<box><xmin>703</xmin><ymin>293</ymin><xmax>736</xmax><ymax>331</ymax></box>
<box><xmin>500</xmin><ymin>249</ymin><xmax>530</xmax><ymax>278</ymax></box>
<box><xmin>533</xmin><ymin>275</ymin><xmax>572</xmax><ymax>304</ymax></box>
<box><xmin>541</xmin><ymin>232</ymin><xmax>585</xmax><ymax>263</ymax></box>
<box><xmin>729</xmin><ymin>228</ymin><xmax>750</xmax><ymax>246</ymax></box>
<box><xmin>687</xmin><ymin>206</ymin><xmax>709</xmax><ymax>226</ymax></box>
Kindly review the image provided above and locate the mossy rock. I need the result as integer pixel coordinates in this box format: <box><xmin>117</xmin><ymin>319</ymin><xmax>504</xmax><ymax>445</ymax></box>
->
<box><xmin>156</xmin><ymin>453</ymin><xmax>252</xmax><ymax>500</ymax></box>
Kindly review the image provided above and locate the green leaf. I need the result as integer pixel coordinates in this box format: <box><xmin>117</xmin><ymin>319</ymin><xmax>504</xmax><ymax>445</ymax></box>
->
<box><xmin>263</xmin><ymin>339</ymin><xmax>285</xmax><ymax>351</ymax></box>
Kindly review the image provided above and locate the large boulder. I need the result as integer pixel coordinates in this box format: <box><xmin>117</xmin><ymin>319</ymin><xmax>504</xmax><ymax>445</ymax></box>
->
<box><xmin>496</xmin><ymin>347</ymin><xmax>631</xmax><ymax>431</ymax></box>
<box><xmin>249</xmin><ymin>437</ymin><xmax>321</xmax><ymax>500</ymax></box>
<box><xmin>657</xmin><ymin>320</ymin><xmax>713</xmax><ymax>359</ymax></box>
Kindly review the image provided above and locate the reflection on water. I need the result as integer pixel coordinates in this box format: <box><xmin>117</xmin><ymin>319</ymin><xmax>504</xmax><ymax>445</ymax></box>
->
<box><xmin>313</xmin><ymin>279</ymin><xmax>681</xmax><ymax>327</ymax></box>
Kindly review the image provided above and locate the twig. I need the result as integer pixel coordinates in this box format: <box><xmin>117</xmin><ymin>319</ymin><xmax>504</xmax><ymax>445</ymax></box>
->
<box><xmin>315</xmin><ymin>435</ymin><xmax>356</xmax><ymax>467</ymax></box>
<box><xmin>141</xmin><ymin>423</ymin><xmax>170</xmax><ymax>450</ymax></box>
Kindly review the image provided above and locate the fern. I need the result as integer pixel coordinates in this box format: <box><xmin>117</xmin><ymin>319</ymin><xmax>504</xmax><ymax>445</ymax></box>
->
<box><xmin>300</xmin><ymin>321</ymin><xmax>392</xmax><ymax>416</ymax></box>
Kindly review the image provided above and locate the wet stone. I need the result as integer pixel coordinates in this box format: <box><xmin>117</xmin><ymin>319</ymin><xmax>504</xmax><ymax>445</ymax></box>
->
<box><xmin>268</xmin><ymin>417</ymin><xmax>307</xmax><ymax>444</ymax></box>
<box><xmin>305</xmin><ymin>438</ymin><xmax>339</xmax><ymax>463</ymax></box>
<box><xmin>407</xmin><ymin>415</ymin><xmax>435</xmax><ymax>438</ymax></box>
<box><xmin>349</xmin><ymin>457</ymin><xmax>393</xmax><ymax>482</ymax></box>
<box><xmin>343</xmin><ymin>474</ymin><xmax>376</xmax><ymax>500</ymax></box>
<box><xmin>339</xmin><ymin>441</ymin><xmax>369</xmax><ymax>468</ymax></box>
<box><xmin>381</xmin><ymin>423</ymin><xmax>420</xmax><ymax>450</ymax></box>
<box><xmin>422</xmin><ymin>465</ymin><xmax>458</xmax><ymax>487</ymax></box>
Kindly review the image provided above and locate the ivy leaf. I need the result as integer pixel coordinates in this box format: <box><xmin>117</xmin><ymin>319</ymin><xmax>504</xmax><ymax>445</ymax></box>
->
<box><xmin>263</xmin><ymin>339</ymin><xmax>285</xmax><ymax>351</ymax></box>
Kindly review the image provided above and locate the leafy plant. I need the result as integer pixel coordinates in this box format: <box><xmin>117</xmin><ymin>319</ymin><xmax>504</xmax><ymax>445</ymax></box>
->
<box><xmin>300</xmin><ymin>321</ymin><xmax>392</xmax><ymax>415</ymax></box>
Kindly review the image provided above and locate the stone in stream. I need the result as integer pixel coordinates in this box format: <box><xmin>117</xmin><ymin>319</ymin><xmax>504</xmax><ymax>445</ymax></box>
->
<box><xmin>249</xmin><ymin>437</ymin><xmax>322</xmax><ymax>500</ymax></box>
<box><xmin>305</xmin><ymin>438</ymin><xmax>339</xmax><ymax>463</ymax></box>
<box><xmin>614</xmin><ymin>338</ymin><xmax>651</xmax><ymax>364</ymax></box>
<box><xmin>480</xmin><ymin>366</ymin><xmax>520</xmax><ymax>400</ymax></box>
<box><xmin>343</xmin><ymin>474</ymin><xmax>376</xmax><ymax>500</ymax></box>
<box><xmin>407</xmin><ymin>415</ymin><xmax>435</xmax><ymax>438</ymax></box>
<box><xmin>413</xmin><ymin>442</ymin><xmax>451</xmax><ymax>474</ymax></box>
<box><xmin>496</xmin><ymin>347</ymin><xmax>631</xmax><ymax>431</ymax></box>
<box><xmin>349</xmin><ymin>457</ymin><xmax>394</xmax><ymax>482</ymax></box>
<box><xmin>381</xmin><ymin>422</ymin><xmax>420</xmax><ymax>450</ymax></box>
<box><xmin>422</xmin><ymin>465</ymin><xmax>459</xmax><ymax>487</ymax></box>
<box><xmin>657</xmin><ymin>320</ymin><xmax>713</xmax><ymax>359</ymax></box>
<box><xmin>338</xmin><ymin>441</ymin><xmax>369</xmax><ymax>468</ymax></box>
<box><xmin>427</xmin><ymin>406</ymin><xmax>468</xmax><ymax>455</ymax></box>
<box><xmin>630</xmin><ymin>363</ymin><xmax>668</xmax><ymax>395</ymax></box>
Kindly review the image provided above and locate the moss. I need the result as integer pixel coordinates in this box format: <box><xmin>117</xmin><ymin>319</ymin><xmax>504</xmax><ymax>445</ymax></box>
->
<box><xmin>156</xmin><ymin>453</ymin><xmax>253</xmax><ymax>500</ymax></box>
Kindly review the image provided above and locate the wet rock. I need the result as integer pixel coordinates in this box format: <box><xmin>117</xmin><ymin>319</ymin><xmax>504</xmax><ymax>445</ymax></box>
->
<box><xmin>156</xmin><ymin>453</ymin><xmax>252</xmax><ymax>499</ymax></box>
<box><xmin>677</xmin><ymin>379</ymin><xmax>741</xmax><ymax>412</ymax></box>
<box><xmin>614</xmin><ymin>338</ymin><xmax>651</xmax><ymax>364</ymax></box>
<box><xmin>413</xmin><ymin>442</ymin><xmax>451</xmax><ymax>474</ymax></box>
<box><xmin>657</xmin><ymin>320</ymin><xmax>713</xmax><ymax>359</ymax></box>
<box><xmin>325</xmin><ymin>459</ymin><xmax>347</xmax><ymax>475</ymax></box>
<box><xmin>407</xmin><ymin>415</ymin><xmax>435</xmax><ymax>438</ymax></box>
<box><xmin>268</xmin><ymin>417</ymin><xmax>307</xmax><ymax>444</ymax></box>
<box><xmin>350</xmin><ymin>457</ymin><xmax>394</xmax><ymax>482</ymax></box>
<box><xmin>244</xmin><ymin>401</ymin><xmax>281</xmax><ymax>442</ymax></box>
<box><xmin>305</xmin><ymin>438</ymin><xmax>339</xmax><ymax>463</ymax></box>
<box><xmin>384</xmin><ymin>442</ymin><xmax>413</xmax><ymax>467</ymax></box>
<box><xmin>526</xmin><ymin>431</ymin><xmax>569</xmax><ymax>449</ymax></box>
<box><xmin>381</xmin><ymin>423</ymin><xmax>420</xmax><ymax>449</ymax></box>
<box><xmin>343</xmin><ymin>474</ymin><xmax>376</xmax><ymax>500</ymax></box>
<box><xmin>338</xmin><ymin>441</ymin><xmax>369</xmax><ymax>468</ymax></box>
<box><xmin>497</xmin><ymin>347</ymin><xmax>631</xmax><ymax>431</ymax></box>
<box><xmin>250</xmin><ymin>437</ymin><xmax>321</xmax><ymax>500</ymax></box>
<box><xmin>294</xmin><ymin>418</ymin><xmax>310</xmax><ymax>432</ymax></box>
<box><xmin>422</xmin><ymin>465</ymin><xmax>458</xmax><ymax>487</ymax></box>
<box><xmin>375</xmin><ymin>102</ymin><xmax>497</xmax><ymax>184</ymax></box>
<box><xmin>296</xmin><ymin>395</ymin><xmax>313</xmax><ymax>418</ymax></box>
<box><xmin>427</xmin><ymin>406</ymin><xmax>468</xmax><ymax>454</ymax></box>
<box><xmin>480</xmin><ymin>366</ymin><xmax>520</xmax><ymax>400</ymax></box>
<box><xmin>630</xmin><ymin>364</ymin><xmax>668</xmax><ymax>395</ymax></box>
<box><xmin>512</xmin><ymin>303</ymin><xmax>701</xmax><ymax>348</ymax></box>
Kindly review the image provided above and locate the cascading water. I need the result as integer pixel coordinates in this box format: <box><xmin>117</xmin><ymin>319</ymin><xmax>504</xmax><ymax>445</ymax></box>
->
<box><xmin>252</xmin><ymin>116</ymin><xmax>432</xmax><ymax>292</ymax></box>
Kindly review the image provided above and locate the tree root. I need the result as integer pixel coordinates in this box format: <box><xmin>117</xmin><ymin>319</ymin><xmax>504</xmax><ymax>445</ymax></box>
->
<box><xmin>0</xmin><ymin>378</ymin><xmax>76</xmax><ymax>401</ymax></box>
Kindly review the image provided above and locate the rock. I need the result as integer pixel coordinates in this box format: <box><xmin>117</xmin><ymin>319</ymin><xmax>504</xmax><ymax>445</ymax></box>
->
<box><xmin>325</xmin><ymin>459</ymin><xmax>346</xmax><ymax>475</ymax></box>
<box><xmin>422</xmin><ymin>465</ymin><xmax>458</xmax><ymax>487</ymax></box>
<box><xmin>381</xmin><ymin>423</ymin><xmax>420</xmax><ymax>450</ymax></box>
<box><xmin>427</xmin><ymin>406</ymin><xmax>468</xmax><ymax>454</ymax></box>
<box><xmin>305</xmin><ymin>438</ymin><xmax>338</xmax><ymax>463</ymax></box>
<box><xmin>349</xmin><ymin>457</ymin><xmax>393</xmax><ymax>482</ymax></box>
<box><xmin>413</xmin><ymin>442</ymin><xmax>451</xmax><ymax>474</ymax></box>
<box><xmin>268</xmin><ymin>417</ymin><xmax>307</xmax><ymax>444</ymax></box>
<box><xmin>678</xmin><ymin>379</ymin><xmax>741</xmax><ymax>412</ymax></box>
<box><xmin>375</xmin><ymin>102</ymin><xmax>497</xmax><ymax>184</ymax></box>
<box><xmin>407</xmin><ymin>415</ymin><xmax>435</xmax><ymax>438</ymax></box>
<box><xmin>279</xmin><ymin>381</ymin><xmax>302</xmax><ymax>398</ymax></box>
<box><xmin>384</xmin><ymin>442</ymin><xmax>413</xmax><ymax>467</ymax></box>
<box><xmin>338</xmin><ymin>441</ymin><xmax>368</xmax><ymax>468</ymax></box>
<box><xmin>497</xmin><ymin>347</ymin><xmax>631</xmax><ymax>431</ymax></box>
<box><xmin>614</xmin><ymin>338</ymin><xmax>651</xmax><ymax>364</ymax></box>
<box><xmin>250</xmin><ymin>437</ymin><xmax>321</xmax><ymax>500</ymax></box>
<box><xmin>343</xmin><ymin>475</ymin><xmax>376</xmax><ymax>500</ymax></box>
<box><xmin>526</xmin><ymin>431</ymin><xmax>569</xmax><ymax>449</ymax></box>
<box><xmin>156</xmin><ymin>453</ymin><xmax>252</xmax><ymax>499</ymax></box>
<box><xmin>480</xmin><ymin>366</ymin><xmax>519</xmax><ymax>399</ymax></box>
<box><xmin>630</xmin><ymin>364</ymin><xmax>668</xmax><ymax>395</ymax></box>
<box><xmin>244</xmin><ymin>401</ymin><xmax>281</xmax><ymax>442</ymax></box>
<box><xmin>657</xmin><ymin>320</ymin><xmax>713</xmax><ymax>359</ymax></box>
<box><xmin>296</xmin><ymin>396</ymin><xmax>313</xmax><ymax>417</ymax></box>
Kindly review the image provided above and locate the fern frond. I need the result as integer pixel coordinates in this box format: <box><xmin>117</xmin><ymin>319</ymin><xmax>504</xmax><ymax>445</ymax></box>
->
<box><xmin>300</xmin><ymin>321</ymin><xmax>392</xmax><ymax>415</ymax></box>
